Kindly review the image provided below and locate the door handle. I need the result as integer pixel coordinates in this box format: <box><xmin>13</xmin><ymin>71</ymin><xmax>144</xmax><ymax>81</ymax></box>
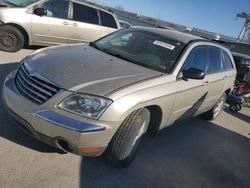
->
<box><xmin>62</xmin><ymin>21</ymin><xmax>69</xmax><ymax>25</ymax></box>
<box><xmin>202</xmin><ymin>81</ymin><xmax>209</xmax><ymax>86</ymax></box>
<box><xmin>72</xmin><ymin>23</ymin><xmax>78</xmax><ymax>27</ymax></box>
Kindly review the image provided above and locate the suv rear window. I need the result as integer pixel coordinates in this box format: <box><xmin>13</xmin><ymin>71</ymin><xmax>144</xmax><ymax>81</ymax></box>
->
<box><xmin>73</xmin><ymin>3</ymin><xmax>99</xmax><ymax>25</ymax></box>
<box><xmin>100</xmin><ymin>11</ymin><xmax>117</xmax><ymax>29</ymax></box>
<box><xmin>207</xmin><ymin>46</ymin><xmax>222</xmax><ymax>74</ymax></box>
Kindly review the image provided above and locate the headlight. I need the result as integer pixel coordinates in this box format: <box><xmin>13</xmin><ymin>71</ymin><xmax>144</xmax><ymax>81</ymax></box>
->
<box><xmin>58</xmin><ymin>94</ymin><xmax>112</xmax><ymax>119</ymax></box>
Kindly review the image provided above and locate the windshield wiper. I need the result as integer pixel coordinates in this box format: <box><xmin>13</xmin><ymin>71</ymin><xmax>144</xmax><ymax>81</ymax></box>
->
<box><xmin>101</xmin><ymin>47</ymin><xmax>132</xmax><ymax>62</ymax></box>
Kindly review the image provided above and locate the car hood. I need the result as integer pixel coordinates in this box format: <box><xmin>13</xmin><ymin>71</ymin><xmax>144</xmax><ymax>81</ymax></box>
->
<box><xmin>26</xmin><ymin>44</ymin><xmax>162</xmax><ymax>96</ymax></box>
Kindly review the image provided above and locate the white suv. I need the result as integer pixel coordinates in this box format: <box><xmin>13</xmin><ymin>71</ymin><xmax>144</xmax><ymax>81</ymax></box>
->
<box><xmin>0</xmin><ymin>0</ymin><xmax>120</xmax><ymax>52</ymax></box>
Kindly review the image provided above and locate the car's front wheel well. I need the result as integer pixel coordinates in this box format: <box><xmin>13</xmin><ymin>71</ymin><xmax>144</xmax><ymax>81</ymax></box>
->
<box><xmin>145</xmin><ymin>105</ymin><xmax>163</xmax><ymax>137</ymax></box>
<box><xmin>5</xmin><ymin>23</ymin><xmax>29</xmax><ymax>47</ymax></box>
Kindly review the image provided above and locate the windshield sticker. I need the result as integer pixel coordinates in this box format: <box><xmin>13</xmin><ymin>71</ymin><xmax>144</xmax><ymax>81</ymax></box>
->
<box><xmin>153</xmin><ymin>40</ymin><xmax>175</xmax><ymax>50</ymax></box>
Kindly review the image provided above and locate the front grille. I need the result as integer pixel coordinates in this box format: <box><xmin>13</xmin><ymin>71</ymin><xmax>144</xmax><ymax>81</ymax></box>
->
<box><xmin>15</xmin><ymin>63</ymin><xmax>60</xmax><ymax>105</ymax></box>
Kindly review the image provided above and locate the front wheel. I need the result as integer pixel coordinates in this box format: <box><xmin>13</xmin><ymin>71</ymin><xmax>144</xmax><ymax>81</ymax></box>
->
<box><xmin>203</xmin><ymin>93</ymin><xmax>226</xmax><ymax>120</ymax></box>
<box><xmin>106</xmin><ymin>108</ymin><xmax>150</xmax><ymax>167</ymax></box>
<box><xmin>0</xmin><ymin>25</ymin><xmax>24</xmax><ymax>52</ymax></box>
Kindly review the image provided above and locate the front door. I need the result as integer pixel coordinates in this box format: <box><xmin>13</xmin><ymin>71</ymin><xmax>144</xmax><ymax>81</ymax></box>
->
<box><xmin>171</xmin><ymin>46</ymin><xmax>209</xmax><ymax>122</ymax></box>
<box><xmin>31</xmin><ymin>0</ymin><xmax>70</xmax><ymax>45</ymax></box>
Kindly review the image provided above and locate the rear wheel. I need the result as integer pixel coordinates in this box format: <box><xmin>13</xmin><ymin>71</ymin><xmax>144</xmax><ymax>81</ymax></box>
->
<box><xmin>0</xmin><ymin>25</ymin><xmax>24</xmax><ymax>52</ymax></box>
<box><xmin>229</xmin><ymin>104</ymin><xmax>241</xmax><ymax>112</ymax></box>
<box><xmin>106</xmin><ymin>108</ymin><xmax>150</xmax><ymax>167</ymax></box>
<box><xmin>203</xmin><ymin>93</ymin><xmax>226</xmax><ymax>120</ymax></box>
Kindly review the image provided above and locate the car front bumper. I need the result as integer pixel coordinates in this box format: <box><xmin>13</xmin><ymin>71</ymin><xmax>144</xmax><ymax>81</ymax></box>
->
<box><xmin>2</xmin><ymin>71</ymin><xmax>120</xmax><ymax>157</ymax></box>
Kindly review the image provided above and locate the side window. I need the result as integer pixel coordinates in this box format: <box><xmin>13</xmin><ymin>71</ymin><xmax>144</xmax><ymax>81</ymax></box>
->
<box><xmin>181</xmin><ymin>46</ymin><xmax>207</xmax><ymax>73</ymax></box>
<box><xmin>207</xmin><ymin>46</ymin><xmax>222</xmax><ymax>74</ymax></box>
<box><xmin>37</xmin><ymin>0</ymin><xmax>69</xmax><ymax>19</ymax></box>
<box><xmin>73</xmin><ymin>3</ymin><xmax>99</xmax><ymax>25</ymax></box>
<box><xmin>222</xmin><ymin>51</ymin><xmax>234</xmax><ymax>71</ymax></box>
<box><xmin>100</xmin><ymin>11</ymin><xmax>118</xmax><ymax>29</ymax></box>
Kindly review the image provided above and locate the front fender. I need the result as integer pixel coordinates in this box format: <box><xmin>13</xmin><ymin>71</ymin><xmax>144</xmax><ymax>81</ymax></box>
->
<box><xmin>99</xmin><ymin>89</ymin><xmax>176</xmax><ymax>128</ymax></box>
<box><xmin>100</xmin><ymin>95</ymin><xmax>142</xmax><ymax>122</ymax></box>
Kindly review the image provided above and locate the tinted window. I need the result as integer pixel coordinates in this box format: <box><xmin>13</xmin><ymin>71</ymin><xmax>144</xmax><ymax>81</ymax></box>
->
<box><xmin>38</xmin><ymin>0</ymin><xmax>69</xmax><ymax>19</ymax></box>
<box><xmin>73</xmin><ymin>3</ymin><xmax>99</xmax><ymax>25</ymax></box>
<box><xmin>100</xmin><ymin>11</ymin><xmax>117</xmax><ymax>28</ymax></box>
<box><xmin>181</xmin><ymin>46</ymin><xmax>207</xmax><ymax>73</ymax></box>
<box><xmin>207</xmin><ymin>46</ymin><xmax>222</xmax><ymax>74</ymax></box>
<box><xmin>222</xmin><ymin>51</ymin><xmax>234</xmax><ymax>71</ymax></box>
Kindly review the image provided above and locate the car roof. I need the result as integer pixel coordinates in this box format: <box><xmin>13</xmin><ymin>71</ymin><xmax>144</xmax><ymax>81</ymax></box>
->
<box><xmin>132</xmin><ymin>26</ymin><xmax>205</xmax><ymax>44</ymax></box>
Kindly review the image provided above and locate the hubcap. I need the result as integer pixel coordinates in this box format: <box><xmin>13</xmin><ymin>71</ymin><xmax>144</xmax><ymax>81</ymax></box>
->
<box><xmin>0</xmin><ymin>31</ymin><xmax>18</xmax><ymax>49</ymax></box>
<box><xmin>214</xmin><ymin>96</ymin><xmax>225</xmax><ymax>117</ymax></box>
<box><xmin>231</xmin><ymin>105</ymin><xmax>237</xmax><ymax>111</ymax></box>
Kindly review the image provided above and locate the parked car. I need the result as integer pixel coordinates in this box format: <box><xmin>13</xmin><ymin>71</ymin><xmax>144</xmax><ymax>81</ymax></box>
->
<box><xmin>2</xmin><ymin>27</ymin><xmax>236</xmax><ymax>167</ymax></box>
<box><xmin>0</xmin><ymin>0</ymin><xmax>120</xmax><ymax>52</ymax></box>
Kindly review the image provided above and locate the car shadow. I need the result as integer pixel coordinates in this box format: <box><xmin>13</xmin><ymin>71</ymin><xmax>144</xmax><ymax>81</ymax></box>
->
<box><xmin>80</xmin><ymin>117</ymin><xmax>250</xmax><ymax>188</ymax></box>
<box><xmin>223</xmin><ymin>108</ymin><xmax>250</xmax><ymax>124</ymax></box>
<box><xmin>24</xmin><ymin>45</ymin><xmax>44</xmax><ymax>50</ymax></box>
<box><xmin>0</xmin><ymin>62</ymin><xmax>61</xmax><ymax>153</ymax></box>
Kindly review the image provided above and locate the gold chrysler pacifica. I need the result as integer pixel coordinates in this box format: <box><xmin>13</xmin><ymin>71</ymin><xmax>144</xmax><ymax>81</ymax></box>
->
<box><xmin>2</xmin><ymin>27</ymin><xmax>236</xmax><ymax>167</ymax></box>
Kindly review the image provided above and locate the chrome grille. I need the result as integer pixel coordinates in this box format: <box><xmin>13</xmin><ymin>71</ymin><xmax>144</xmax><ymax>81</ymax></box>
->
<box><xmin>15</xmin><ymin>63</ymin><xmax>60</xmax><ymax>105</ymax></box>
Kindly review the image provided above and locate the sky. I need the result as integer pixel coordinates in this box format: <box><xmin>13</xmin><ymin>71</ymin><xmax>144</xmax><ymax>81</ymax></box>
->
<box><xmin>90</xmin><ymin>0</ymin><xmax>250</xmax><ymax>38</ymax></box>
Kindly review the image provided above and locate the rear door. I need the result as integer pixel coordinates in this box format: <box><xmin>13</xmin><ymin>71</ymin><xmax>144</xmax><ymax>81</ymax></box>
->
<box><xmin>221</xmin><ymin>50</ymin><xmax>236</xmax><ymax>91</ymax></box>
<box><xmin>68</xmin><ymin>2</ymin><xmax>104</xmax><ymax>43</ymax></box>
<box><xmin>31</xmin><ymin>0</ymin><xmax>70</xmax><ymax>45</ymax></box>
<box><xmin>205</xmin><ymin>46</ymin><xmax>226</xmax><ymax>108</ymax></box>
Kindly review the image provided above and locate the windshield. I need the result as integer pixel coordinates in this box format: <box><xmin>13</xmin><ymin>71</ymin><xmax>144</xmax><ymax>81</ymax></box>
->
<box><xmin>93</xmin><ymin>29</ymin><xmax>185</xmax><ymax>73</ymax></box>
<box><xmin>4</xmin><ymin>0</ymin><xmax>38</xmax><ymax>7</ymax></box>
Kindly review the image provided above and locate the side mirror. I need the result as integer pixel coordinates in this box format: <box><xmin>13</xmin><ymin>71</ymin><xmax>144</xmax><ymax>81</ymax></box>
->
<box><xmin>34</xmin><ymin>8</ymin><xmax>47</xmax><ymax>17</ymax></box>
<box><xmin>183</xmin><ymin>68</ymin><xmax>205</xmax><ymax>80</ymax></box>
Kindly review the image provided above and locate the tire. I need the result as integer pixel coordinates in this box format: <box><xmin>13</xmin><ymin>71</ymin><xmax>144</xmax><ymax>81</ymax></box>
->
<box><xmin>229</xmin><ymin>104</ymin><xmax>238</xmax><ymax>112</ymax></box>
<box><xmin>237</xmin><ymin>104</ymin><xmax>242</xmax><ymax>111</ymax></box>
<box><xmin>106</xmin><ymin>108</ymin><xmax>150</xmax><ymax>167</ymax></box>
<box><xmin>203</xmin><ymin>93</ymin><xmax>226</xmax><ymax>120</ymax></box>
<box><xmin>0</xmin><ymin>25</ymin><xmax>24</xmax><ymax>52</ymax></box>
